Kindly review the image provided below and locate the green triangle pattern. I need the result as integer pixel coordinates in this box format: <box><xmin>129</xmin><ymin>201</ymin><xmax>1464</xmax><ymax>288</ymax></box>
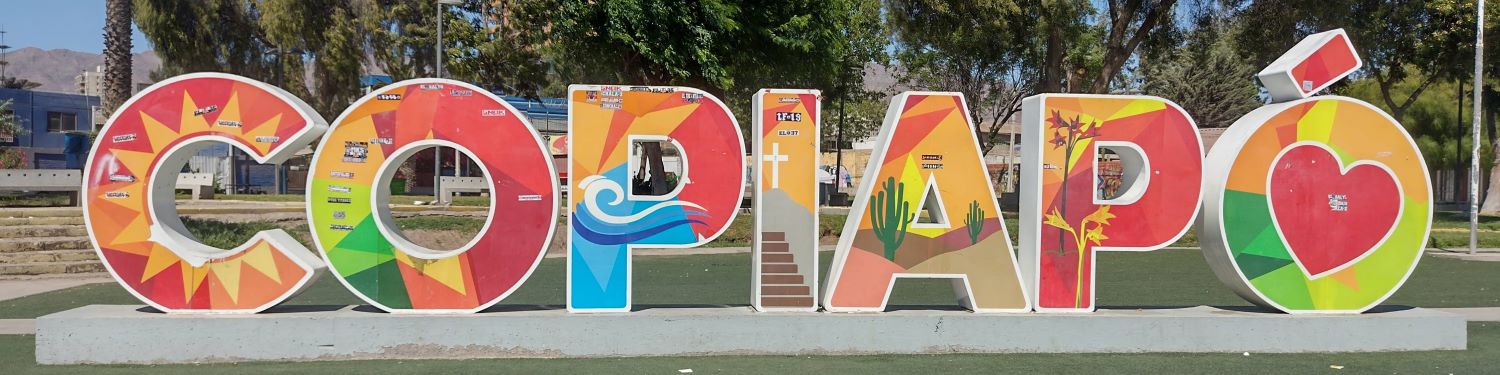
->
<box><xmin>1222</xmin><ymin>190</ymin><xmax>1273</xmax><ymax>257</ymax></box>
<box><xmin>1239</xmin><ymin>226</ymin><xmax>1291</xmax><ymax>260</ymax></box>
<box><xmin>1235</xmin><ymin>253</ymin><xmax>1293</xmax><ymax>280</ymax></box>
<box><xmin>343</xmin><ymin>259</ymin><xmax>411</xmax><ymax>309</ymax></box>
<box><xmin>335</xmin><ymin>215</ymin><xmax>395</xmax><ymax>255</ymax></box>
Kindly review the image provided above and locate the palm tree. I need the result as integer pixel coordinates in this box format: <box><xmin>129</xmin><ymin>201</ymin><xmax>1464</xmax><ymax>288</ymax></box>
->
<box><xmin>103</xmin><ymin>0</ymin><xmax>133</xmax><ymax>112</ymax></box>
<box><xmin>0</xmin><ymin>77</ymin><xmax>40</xmax><ymax>90</ymax></box>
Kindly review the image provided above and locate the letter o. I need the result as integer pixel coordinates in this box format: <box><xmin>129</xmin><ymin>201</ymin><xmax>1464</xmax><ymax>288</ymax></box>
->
<box><xmin>307</xmin><ymin>79</ymin><xmax>558</xmax><ymax>313</ymax></box>
<box><xmin>1200</xmin><ymin>96</ymin><xmax>1431</xmax><ymax>314</ymax></box>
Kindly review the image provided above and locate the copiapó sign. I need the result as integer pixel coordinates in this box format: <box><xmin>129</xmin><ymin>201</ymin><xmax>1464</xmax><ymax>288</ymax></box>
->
<box><xmin>81</xmin><ymin>29</ymin><xmax>1429</xmax><ymax>315</ymax></box>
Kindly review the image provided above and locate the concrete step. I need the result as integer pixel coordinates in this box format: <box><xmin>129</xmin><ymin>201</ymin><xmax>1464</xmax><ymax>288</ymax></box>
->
<box><xmin>0</xmin><ymin>237</ymin><xmax>92</xmax><ymax>253</ymax></box>
<box><xmin>0</xmin><ymin>207</ymin><xmax>82</xmax><ymax>218</ymax></box>
<box><xmin>762</xmin><ymin>263</ymin><xmax>798</xmax><ymax>274</ymax></box>
<box><xmin>0</xmin><ymin>216</ymin><xmax>85</xmax><ymax>226</ymax></box>
<box><xmin>0</xmin><ymin>260</ymin><xmax>106</xmax><ymax>276</ymax></box>
<box><xmin>759</xmin><ymin>296</ymin><xmax>815</xmax><ymax>307</ymax></box>
<box><xmin>761</xmin><ymin>274</ymin><xmax>803</xmax><ymax>285</ymax></box>
<box><xmin>762</xmin><ymin>253</ymin><xmax>794</xmax><ymax>263</ymax></box>
<box><xmin>762</xmin><ymin>242</ymin><xmax>789</xmax><ymax>253</ymax></box>
<box><xmin>0</xmin><ymin>249</ymin><xmax>98</xmax><ymax>264</ymax></box>
<box><xmin>0</xmin><ymin>225</ymin><xmax>88</xmax><ymax>239</ymax></box>
<box><xmin>762</xmin><ymin>285</ymin><xmax>810</xmax><ymax>296</ymax></box>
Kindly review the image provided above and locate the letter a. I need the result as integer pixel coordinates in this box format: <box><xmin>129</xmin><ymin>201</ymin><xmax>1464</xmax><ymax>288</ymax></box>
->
<box><xmin>822</xmin><ymin>92</ymin><xmax>1029</xmax><ymax>313</ymax></box>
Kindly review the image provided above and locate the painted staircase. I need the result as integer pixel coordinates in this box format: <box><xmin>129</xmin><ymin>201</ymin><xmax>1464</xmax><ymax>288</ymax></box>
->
<box><xmin>758</xmin><ymin>231</ymin><xmax>815</xmax><ymax>308</ymax></box>
<box><xmin>0</xmin><ymin>207</ymin><xmax>103</xmax><ymax>276</ymax></box>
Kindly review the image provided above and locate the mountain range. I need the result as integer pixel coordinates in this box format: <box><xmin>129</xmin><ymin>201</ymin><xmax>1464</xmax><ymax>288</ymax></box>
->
<box><xmin>1</xmin><ymin>47</ymin><xmax>160</xmax><ymax>94</ymax></box>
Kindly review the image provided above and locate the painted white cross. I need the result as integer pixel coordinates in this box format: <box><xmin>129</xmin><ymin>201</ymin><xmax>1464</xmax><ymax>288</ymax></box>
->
<box><xmin>762</xmin><ymin>143</ymin><xmax>790</xmax><ymax>189</ymax></box>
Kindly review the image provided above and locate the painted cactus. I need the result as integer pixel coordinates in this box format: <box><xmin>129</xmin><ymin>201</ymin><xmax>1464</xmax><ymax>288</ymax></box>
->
<box><xmin>870</xmin><ymin>177</ymin><xmax>912</xmax><ymax>260</ymax></box>
<box><xmin>966</xmin><ymin>200</ymin><xmax>984</xmax><ymax>245</ymax></box>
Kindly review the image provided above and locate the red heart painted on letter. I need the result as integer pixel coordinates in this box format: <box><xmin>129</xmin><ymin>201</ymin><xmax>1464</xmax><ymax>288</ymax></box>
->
<box><xmin>1268</xmin><ymin>144</ymin><xmax>1402</xmax><ymax>279</ymax></box>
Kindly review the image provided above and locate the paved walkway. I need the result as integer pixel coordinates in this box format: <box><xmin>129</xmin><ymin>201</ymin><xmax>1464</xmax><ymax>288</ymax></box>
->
<box><xmin>0</xmin><ymin>274</ymin><xmax>112</xmax><ymax>302</ymax></box>
<box><xmin>1434</xmin><ymin>307</ymin><xmax>1500</xmax><ymax>322</ymax></box>
<box><xmin>0</xmin><ymin>274</ymin><xmax>113</xmax><ymax>335</ymax></box>
<box><xmin>0</xmin><ymin>320</ymin><xmax>32</xmax><ymax>334</ymax></box>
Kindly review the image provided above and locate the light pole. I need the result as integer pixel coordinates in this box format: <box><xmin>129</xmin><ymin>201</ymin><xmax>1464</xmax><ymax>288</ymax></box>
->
<box><xmin>436</xmin><ymin>0</ymin><xmax>460</xmax><ymax>79</ymax></box>
<box><xmin>433</xmin><ymin>0</ymin><xmax>461</xmax><ymax>202</ymax></box>
<box><xmin>833</xmin><ymin>55</ymin><xmax>860</xmax><ymax>205</ymax></box>
<box><xmin>1</xmin><ymin>26</ymin><xmax>10</xmax><ymax>82</ymax></box>
<box><xmin>1469</xmin><ymin>0</ymin><xmax>1486</xmax><ymax>255</ymax></box>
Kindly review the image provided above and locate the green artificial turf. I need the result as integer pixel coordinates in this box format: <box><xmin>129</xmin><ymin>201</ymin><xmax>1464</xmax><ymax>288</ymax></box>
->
<box><xmin>3</xmin><ymin>248</ymin><xmax>1494</xmax><ymax>319</ymax></box>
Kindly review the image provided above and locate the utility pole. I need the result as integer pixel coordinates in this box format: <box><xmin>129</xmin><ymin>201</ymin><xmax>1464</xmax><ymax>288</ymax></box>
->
<box><xmin>831</xmin><ymin>54</ymin><xmax>862</xmax><ymax>205</ymax></box>
<box><xmin>433</xmin><ymin>0</ymin><xmax>461</xmax><ymax>202</ymax></box>
<box><xmin>0</xmin><ymin>26</ymin><xmax>10</xmax><ymax>82</ymax></box>
<box><xmin>1470</xmin><ymin>0</ymin><xmax>1486</xmax><ymax>255</ymax></box>
<box><xmin>1459</xmin><ymin>79</ymin><xmax>1465</xmax><ymax>202</ymax></box>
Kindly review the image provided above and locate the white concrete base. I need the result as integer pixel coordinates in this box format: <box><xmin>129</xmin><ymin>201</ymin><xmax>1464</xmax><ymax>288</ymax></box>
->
<box><xmin>36</xmin><ymin>305</ymin><xmax>1466</xmax><ymax>364</ymax></box>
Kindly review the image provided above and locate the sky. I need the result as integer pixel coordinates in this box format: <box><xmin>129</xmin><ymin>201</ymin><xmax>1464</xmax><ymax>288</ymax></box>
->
<box><xmin>0</xmin><ymin>1</ymin><xmax>150</xmax><ymax>53</ymax></box>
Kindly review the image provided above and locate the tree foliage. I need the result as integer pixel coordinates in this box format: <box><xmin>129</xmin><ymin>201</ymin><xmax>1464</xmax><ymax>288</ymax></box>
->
<box><xmin>1235</xmin><ymin>0</ymin><xmax>1497</xmax><ymax>122</ymax></box>
<box><xmin>1028</xmin><ymin>0</ymin><xmax>1180</xmax><ymax>94</ymax></box>
<box><xmin>0</xmin><ymin>99</ymin><xmax>21</xmax><ymax>138</ymax></box>
<box><xmin>1143</xmin><ymin>10</ymin><xmax>1260</xmax><ymax>128</ymax></box>
<box><xmin>886</xmin><ymin>0</ymin><xmax>1030</xmax><ymax>154</ymax></box>
<box><xmin>135</xmin><ymin>0</ymin><xmax>335</xmax><ymax>115</ymax></box>
<box><xmin>547</xmin><ymin>0</ymin><xmax>887</xmax><ymax>140</ymax></box>
<box><xmin>0</xmin><ymin>77</ymin><xmax>41</xmax><ymax>90</ymax></box>
<box><xmin>134</xmin><ymin>0</ymin><xmax>276</xmax><ymax>81</ymax></box>
<box><xmin>1346</xmin><ymin>73</ymin><xmax>1490</xmax><ymax>172</ymax></box>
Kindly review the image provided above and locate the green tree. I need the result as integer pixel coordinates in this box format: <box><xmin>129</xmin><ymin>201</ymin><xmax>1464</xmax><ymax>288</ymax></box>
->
<box><xmin>135</xmin><ymin>0</ymin><xmax>380</xmax><ymax>118</ymax></box>
<box><xmin>1028</xmin><ymin>0</ymin><xmax>1181</xmax><ymax>94</ymax></box>
<box><xmin>546</xmin><ymin>0</ymin><xmax>887</xmax><ymax>185</ymax></box>
<box><xmin>822</xmin><ymin>96</ymin><xmax>887</xmax><ymax>150</ymax></box>
<box><xmin>134</xmin><ymin>0</ymin><xmax>275</xmax><ymax>82</ymax></box>
<box><xmin>257</xmin><ymin>0</ymin><xmax>372</xmax><ymax>116</ymax></box>
<box><xmin>1234</xmin><ymin>0</ymin><xmax>1490</xmax><ymax>122</ymax></box>
<box><xmin>0</xmin><ymin>99</ymin><xmax>21</xmax><ymax>137</ymax></box>
<box><xmin>0</xmin><ymin>99</ymin><xmax>28</xmax><ymax>169</ymax></box>
<box><xmin>885</xmin><ymin>0</ymin><xmax>1031</xmax><ymax>154</ymax></box>
<box><xmin>0</xmin><ymin>77</ymin><xmax>41</xmax><ymax>90</ymax></box>
<box><xmin>547</xmin><ymin>0</ymin><xmax>885</xmax><ymax>102</ymax></box>
<box><xmin>1143</xmin><ymin>10</ymin><xmax>1260</xmax><ymax>128</ymax></box>
<box><xmin>1231</xmin><ymin>0</ymin><xmax>1500</xmax><ymax>213</ymax></box>
<box><xmin>355</xmin><ymin>0</ymin><xmax>550</xmax><ymax>98</ymax></box>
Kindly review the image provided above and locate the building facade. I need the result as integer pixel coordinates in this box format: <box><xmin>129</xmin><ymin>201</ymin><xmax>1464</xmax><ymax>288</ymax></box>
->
<box><xmin>0</xmin><ymin>88</ymin><xmax>100</xmax><ymax>169</ymax></box>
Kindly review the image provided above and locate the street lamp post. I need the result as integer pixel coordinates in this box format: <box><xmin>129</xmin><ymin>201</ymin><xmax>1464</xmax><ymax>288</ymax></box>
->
<box><xmin>833</xmin><ymin>55</ymin><xmax>860</xmax><ymax>206</ymax></box>
<box><xmin>433</xmin><ymin>0</ymin><xmax>462</xmax><ymax>203</ymax></box>
<box><xmin>1469</xmin><ymin>0</ymin><xmax>1486</xmax><ymax>255</ymax></box>
<box><xmin>0</xmin><ymin>26</ymin><xmax>9</xmax><ymax>82</ymax></box>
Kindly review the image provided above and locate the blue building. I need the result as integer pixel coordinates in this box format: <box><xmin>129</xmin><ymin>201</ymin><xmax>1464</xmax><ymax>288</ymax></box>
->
<box><xmin>0</xmin><ymin>88</ymin><xmax>100</xmax><ymax>169</ymax></box>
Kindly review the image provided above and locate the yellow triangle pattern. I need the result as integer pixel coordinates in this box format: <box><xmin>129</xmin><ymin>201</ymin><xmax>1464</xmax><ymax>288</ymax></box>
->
<box><xmin>411</xmin><ymin>256</ymin><xmax>469</xmax><ymax>295</ymax></box>
<box><xmin>209</xmin><ymin>258</ymin><xmax>243</xmax><ymax>304</ymax></box>
<box><xmin>1107</xmin><ymin>98</ymin><xmax>1165</xmax><ymax>120</ymax></box>
<box><xmin>140</xmin><ymin>111</ymin><xmax>178</xmax><ymax>151</ymax></box>
<box><xmin>177</xmin><ymin>92</ymin><xmax>212</xmax><ymax>135</ymax></box>
<box><xmin>140</xmin><ymin>245</ymin><xmax>181</xmax><ymax>283</ymax></box>
<box><xmin>240</xmin><ymin>241</ymin><xmax>281</xmax><ymax>283</ymax></box>
<box><xmin>1296</xmin><ymin>100</ymin><xmax>1338</xmax><ymax>143</ymax></box>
